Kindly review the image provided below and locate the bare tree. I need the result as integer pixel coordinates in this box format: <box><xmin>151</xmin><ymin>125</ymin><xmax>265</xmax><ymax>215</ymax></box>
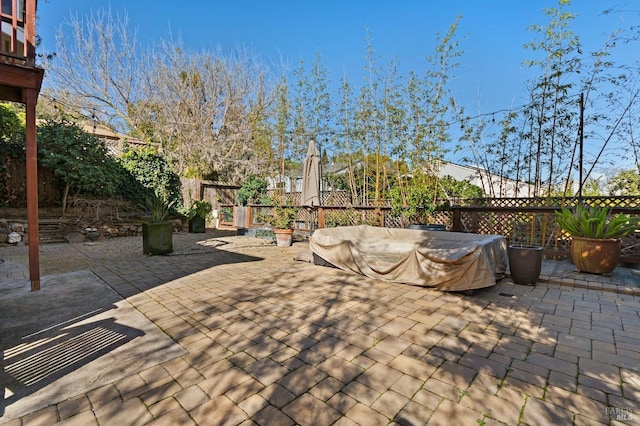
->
<box><xmin>46</xmin><ymin>8</ymin><xmax>276</xmax><ymax>183</ymax></box>
<box><xmin>46</xmin><ymin>8</ymin><xmax>142</xmax><ymax>133</ymax></box>
<box><xmin>140</xmin><ymin>41</ymin><xmax>275</xmax><ymax>181</ymax></box>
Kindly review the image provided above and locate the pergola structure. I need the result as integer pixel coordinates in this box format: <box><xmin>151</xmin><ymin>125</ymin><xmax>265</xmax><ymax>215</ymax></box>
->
<box><xmin>1</xmin><ymin>0</ymin><xmax>44</xmax><ymax>290</ymax></box>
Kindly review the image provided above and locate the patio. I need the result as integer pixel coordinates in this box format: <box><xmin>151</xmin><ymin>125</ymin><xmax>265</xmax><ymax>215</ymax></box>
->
<box><xmin>1</xmin><ymin>233</ymin><xmax>639</xmax><ymax>425</ymax></box>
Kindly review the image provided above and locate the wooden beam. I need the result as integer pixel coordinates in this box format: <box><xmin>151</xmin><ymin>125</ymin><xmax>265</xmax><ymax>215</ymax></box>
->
<box><xmin>0</xmin><ymin>0</ymin><xmax>43</xmax><ymax>290</ymax></box>
<box><xmin>26</xmin><ymin>0</ymin><xmax>38</xmax><ymax>60</ymax></box>
<box><xmin>0</xmin><ymin>85</ymin><xmax>23</xmax><ymax>102</ymax></box>
<box><xmin>0</xmin><ymin>62</ymin><xmax>44</xmax><ymax>93</ymax></box>
<box><xmin>25</xmin><ymin>88</ymin><xmax>40</xmax><ymax>291</ymax></box>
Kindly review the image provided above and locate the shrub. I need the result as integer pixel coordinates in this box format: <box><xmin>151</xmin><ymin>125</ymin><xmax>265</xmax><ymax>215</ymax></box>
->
<box><xmin>118</xmin><ymin>146</ymin><xmax>183</xmax><ymax>213</ymax></box>
<box><xmin>37</xmin><ymin>118</ymin><xmax>126</xmax><ymax>215</ymax></box>
<box><xmin>238</xmin><ymin>174</ymin><xmax>267</xmax><ymax>206</ymax></box>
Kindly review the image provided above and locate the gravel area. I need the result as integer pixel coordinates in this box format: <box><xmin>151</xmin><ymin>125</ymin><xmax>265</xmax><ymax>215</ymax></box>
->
<box><xmin>72</xmin><ymin>230</ymin><xmax>277</xmax><ymax>260</ymax></box>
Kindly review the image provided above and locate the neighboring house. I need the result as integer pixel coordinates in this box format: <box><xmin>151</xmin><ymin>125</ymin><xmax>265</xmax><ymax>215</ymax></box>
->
<box><xmin>79</xmin><ymin>122</ymin><xmax>156</xmax><ymax>156</ymax></box>
<box><xmin>322</xmin><ymin>159</ymin><xmax>536</xmax><ymax>198</ymax></box>
<box><xmin>266</xmin><ymin>173</ymin><xmax>302</xmax><ymax>193</ymax></box>
<box><xmin>35</xmin><ymin>119</ymin><xmax>155</xmax><ymax>155</ymax></box>
<box><xmin>437</xmin><ymin>162</ymin><xmax>536</xmax><ymax>198</ymax></box>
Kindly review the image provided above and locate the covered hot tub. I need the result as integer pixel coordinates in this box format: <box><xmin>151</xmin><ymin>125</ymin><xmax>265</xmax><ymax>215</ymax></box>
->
<box><xmin>309</xmin><ymin>225</ymin><xmax>507</xmax><ymax>291</ymax></box>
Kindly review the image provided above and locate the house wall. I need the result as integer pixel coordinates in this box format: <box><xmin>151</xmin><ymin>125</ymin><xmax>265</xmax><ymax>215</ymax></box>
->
<box><xmin>438</xmin><ymin>162</ymin><xmax>535</xmax><ymax>198</ymax></box>
<box><xmin>266</xmin><ymin>175</ymin><xmax>303</xmax><ymax>193</ymax></box>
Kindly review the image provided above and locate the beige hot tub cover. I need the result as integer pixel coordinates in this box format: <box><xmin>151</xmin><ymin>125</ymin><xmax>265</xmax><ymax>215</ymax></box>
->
<box><xmin>309</xmin><ymin>225</ymin><xmax>507</xmax><ymax>291</ymax></box>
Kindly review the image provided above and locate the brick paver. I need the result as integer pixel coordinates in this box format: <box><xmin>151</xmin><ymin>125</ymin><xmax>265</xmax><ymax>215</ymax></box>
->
<box><xmin>1</xmin><ymin>235</ymin><xmax>639</xmax><ymax>425</ymax></box>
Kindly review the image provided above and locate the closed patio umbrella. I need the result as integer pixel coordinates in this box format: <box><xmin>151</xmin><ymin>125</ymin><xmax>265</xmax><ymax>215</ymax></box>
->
<box><xmin>301</xmin><ymin>139</ymin><xmax>321</xmax><ymax>207</ymax></box>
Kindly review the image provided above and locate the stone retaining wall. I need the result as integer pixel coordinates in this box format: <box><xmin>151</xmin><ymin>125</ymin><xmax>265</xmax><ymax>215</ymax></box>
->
<box><xmin>0</xmin><ymin>219</ymin><xmax>184</xmax><ymax>245</ymax></box>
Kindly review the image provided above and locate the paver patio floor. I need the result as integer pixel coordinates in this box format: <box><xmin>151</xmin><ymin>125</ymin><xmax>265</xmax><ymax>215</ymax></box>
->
<box><xmin>1</xmin><ymin>233</ymin><xmax>639</xmax><ymax>425</ymax></box>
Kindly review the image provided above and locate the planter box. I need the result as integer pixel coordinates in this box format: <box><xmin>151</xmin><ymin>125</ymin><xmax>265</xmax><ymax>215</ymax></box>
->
<box><xmin>142</xmin><ymin>223</ymin><xmax>173</xmax><ymax>255</ymax></box>
<box><xmin>188</xmin><ymin>216</ymin><xmax>206</xmax><ymax>233</ymax></box>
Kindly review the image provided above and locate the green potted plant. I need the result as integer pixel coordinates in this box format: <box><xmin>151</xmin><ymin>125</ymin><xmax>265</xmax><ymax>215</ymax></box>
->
<box><xmin>266</xmin><ymin>205</ymin><xmax>299</xmax><ymax>247</ymax></box>
<box><xmin>142</xmin><ymin>195</ymin><xmax>175</xmax><ymax>255</ymax></box>
<box><xmin>556</xmin><ymin>205</ymin><xmax>638</xmax><ymax>274</ymax></box>
<box><xmin>186</xmin><ymin>199</ymin><xmax>213</xmax><ymax>233</ymax></box>
<box><xmin>389</xmin><ymin>174</ymin><xmax>448</xmax><ymax>230</ymax></box>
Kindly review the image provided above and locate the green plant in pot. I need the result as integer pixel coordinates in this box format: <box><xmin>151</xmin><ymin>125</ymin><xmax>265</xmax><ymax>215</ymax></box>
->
<box><xmin>185</xmin><ymin>199</ymin><xmax>212</xmax><ymax>233</ymax></box>
<box><xmin>389</xmin><ymin>173</ymin><xmax>448</xmax><ymax>230</ymax></box>
<box><xmin>265</xmin><ymin>206</ymin><xmax>299</xmax><ymax>247</ymax></box>
<box><xmin>556</xmin><ymin>205</ymin><xmax>638</xmax><ymax>274</ymax></box>
<box><xmin>142</xmin><ymin>195</ymin><xmax>175</xmax><ymax>255</ymax></box>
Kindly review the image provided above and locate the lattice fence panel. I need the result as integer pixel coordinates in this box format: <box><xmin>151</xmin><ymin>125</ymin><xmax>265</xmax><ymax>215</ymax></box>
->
<box><xmin>460</xmin><ymin>210</ymin><xmax>570</xmax><ymax>253</ymax></box>
<box><xmin>323</xmin><ymin>191</ymin><xmax>351</xmax><ymax>206</ymax></box>
<box><xmin>384</xmin><ymin>214</ymin><xmax>404</xmax><ymax>228</ymax></box>
<box><xmin>428</xmin><ymin>211</ymin><xmax>453</xmax><ymax>229</ymax></box>
<box><xmin>270</xmin><ymin>190</ymin><xmax>352</xmax><ymax>206</ymax></box>
<box><xmin>361</xmin><ymin>199</ymin><xmax>392</xmax><ymax>207</ymax></box>
<box><xmin>240</xmin><ymin>196</ymin><xmax>639</xmax><ymax>261</ymax></box>
<box><xmin>462</xmin><ymin>196</ymin><xmax>640</xmax><ymax>209</ymax></box>
<box><xmin>250</xmin><ymin>206</ymin><xmax>322</xmax><ymax>232</ymax></box>
<box><xmin>377</xmin><ymin>210</ymin><xmax>453</xmax><ymax>229</ymax></box>
<box><xmin>324</xmin><ymin>208</ymin><xmax>384</xmax><ymax>227</ymax></box>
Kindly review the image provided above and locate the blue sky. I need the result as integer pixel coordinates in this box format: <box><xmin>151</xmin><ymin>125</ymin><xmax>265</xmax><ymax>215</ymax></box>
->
<box><xmin>36</xmin><ymin>1</ymin><xmax>638</xmax><ymax>169</ymax></box>
<box><xmin>37</xmin><ymin>0</ymin><xmax>635</xmax><ymax>111</ymax></box>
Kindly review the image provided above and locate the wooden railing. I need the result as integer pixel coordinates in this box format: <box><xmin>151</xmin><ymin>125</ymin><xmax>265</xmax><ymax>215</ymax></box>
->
<box><xmin>226</xmin><ymin>199</ymin><xmax>640</xmax><ymax>264</ymax></box>
<box><xmin>449</xmin><ymin>205</ymin><xmax>640</xmax><ymax>263</ymax></box>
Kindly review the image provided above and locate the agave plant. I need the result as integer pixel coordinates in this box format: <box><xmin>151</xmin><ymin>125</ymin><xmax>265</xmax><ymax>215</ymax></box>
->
<box><xmin>555</xmin><ymin>205</ymin><xmax>638</xmax><ymax>239</ymax></box>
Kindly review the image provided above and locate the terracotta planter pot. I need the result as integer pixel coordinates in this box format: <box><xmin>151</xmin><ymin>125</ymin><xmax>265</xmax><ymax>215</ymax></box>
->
<box><xmin>508</xmin><ymin>245</ymin><xmax>543</xmax><ymax>285</ymax></box>
<box><xmin>274</xmin><ymin>228</ymin><xmax>293</xmax><ymax>247</ymax></box>
<box><xmin>570</xmin><ymin>236</ymin><xmax>620</xmax><ymax>274</ymax></box>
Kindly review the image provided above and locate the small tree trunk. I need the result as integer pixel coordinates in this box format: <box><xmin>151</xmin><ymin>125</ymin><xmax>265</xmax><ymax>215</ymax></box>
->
<box><xmin>61</xmin><ymin>183</ymin><xmax>70</xmax><ymax>217</ymax></box>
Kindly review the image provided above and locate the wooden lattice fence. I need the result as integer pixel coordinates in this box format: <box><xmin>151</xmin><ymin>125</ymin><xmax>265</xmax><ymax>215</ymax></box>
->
<box><xmin>266</xmin><ymin>190</ymin><xmax>351</xmax><ymax>206</ymax></box>
<box><xmin>459</xmin><ymin>196</ymin><xmax>640</xmax><ymax>209</ymax></box>
<box><xmin>451</xmin><ymin>196</ymin><xmax>640</xmax><ymax>263</ymax></box>
<box><xmin>239</xmin><ymin>195</ymin><xmax>640</xmax><ymax>263</ymax></box>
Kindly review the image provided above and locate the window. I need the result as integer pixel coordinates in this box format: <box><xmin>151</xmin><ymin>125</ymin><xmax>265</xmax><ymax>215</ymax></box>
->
<box><xmin>1</xmin><ymin>0</ymin><xmax>26</xmax><ymax>56</ymax></box>
<box><xmin>15</xmin><ymin>22</ymin><xmax>23</xmax><ymax>54</ymax></box>
<box><xmin>1</xmin><ymin>20</ymin><xmax>11</xmax><ymax>53</ymax></box>
<box><xmin>1</xmin><ymin>0</ymin><xmax>12</xmax><ymax>16</ymax></box>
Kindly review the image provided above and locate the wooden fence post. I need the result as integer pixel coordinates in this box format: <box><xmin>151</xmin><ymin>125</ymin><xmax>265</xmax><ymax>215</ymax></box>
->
<box><xmin>452</xmin><ymin>205</ymin><xmax>462</xmax><ymax>232</ymax></box>
<box><xmin>318</xmin><ymin>207</ymin><xmax>325</xmax><ymax>228</ymax></box>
